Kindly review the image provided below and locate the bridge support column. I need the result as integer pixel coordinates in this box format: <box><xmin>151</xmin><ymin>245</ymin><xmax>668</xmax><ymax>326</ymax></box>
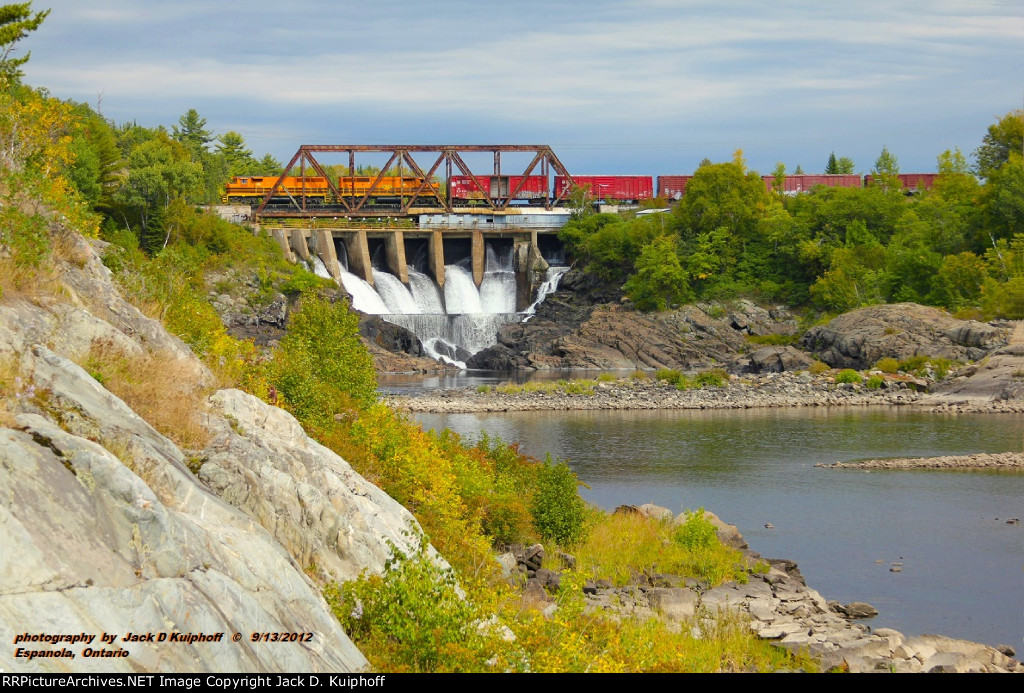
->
<box><xmin>344</xmin><ymin>229</ymin><xmax>374</xmax><ymax>286</ymax></box>
<box><xmin>471</xmin><ymin>230</ymin><xmax>485</xmax><ymax>288</ymax></box>
<box><xmin>429</xmin><ymin>230</ymin><xmax>446</xmax><ymax>287</ymax></box>
<box><xmin>272</xmin><ymin>229</ymin><xmax>296</xmax><ymax>263</ymax></box>
<box><xmin>314</xmin><ymin>230</ymin><xmax>341</xmax><ymax>281</ymax></box>
<box><xmin>385</xmin><ymin>231</ymin><xmax>409</xmax><ymax>285</ymax></box>
<box><xmin>290</xmin><ymin>229</ymin><xmax>311</xmax><ymax>262</ymax></box>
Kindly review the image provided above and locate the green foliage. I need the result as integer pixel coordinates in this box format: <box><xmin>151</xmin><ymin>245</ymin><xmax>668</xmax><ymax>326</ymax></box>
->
<box><xmin>745</xmin><ymin>333</ymin><xmax>798</xmax><ymax>346</ymax></box>
<box><xmin>673</xmin><ymin>508</ymin><xmax>718</xmax><ymax>551</ymax></box>
<box><xmin>278</xmin><ymin>266</ymin><xmax>333</xmax><ymax>296</ymax></box>
<box><xmin>531</xmin><ymin>457</ymin><xmax>588</xmax><ymax>546</ymax></box>
<box><xmin>865</xmin><ymin>375</ymin><xmax>885</xmax><ymax>389</ymax></box>
<box><xmin>624</xmin><ymin>235</ymin><xmax>692</xmax><ymax>311</ymax></box>
<box><xmin>834</xmin><ymin>369</ymin><xmax>862</xmax><ymax>384</ymax></box>
<box><xmin>0</xmin><ymin>2</ymin><xmax>48</xmax><ymax>80</ymax></box>
<box><xmin>262</xmin><ymin>294</ymin><xmax>377</xmax><ymax>424</ymax></box>
<box><xmin>808</xmin><ymin>360</ymin><xmax>829</xmax><ymax>375</ymax></box>
<box><xmin>326</xmin><ymin>532</ymin><xmax>490</xmax><ymax>673</ymax></box>
<box><xmin>975</xmin><ymin>109</ymin><xmax>1024</xmax><ymax>179</ymax></box>
<box><xmin>875</xmin><ymin>357</ymin><xmax>900</xmax><ymax>373</ymax></box>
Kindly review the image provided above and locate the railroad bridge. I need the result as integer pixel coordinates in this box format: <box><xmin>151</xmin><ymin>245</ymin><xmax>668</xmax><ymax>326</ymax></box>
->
<box><xmin>247</xmin><ymin>145</ymin><xmax>575</xmax><ymax>307</ymax></box>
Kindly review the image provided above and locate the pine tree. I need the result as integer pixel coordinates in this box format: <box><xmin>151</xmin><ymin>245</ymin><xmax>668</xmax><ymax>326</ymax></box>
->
<box><xmin>172</xmin><ymin>108</ymin><xmax>213</xmax><ymax>153</ymax></box>
<box><xmin>825</xmin><ymin>152</ymin><xmax>839</xmax><ymax>175</ymax></box>
<box><xmin>0</xmin><ymin>2</ymin><xmax>48</xmax><ymax>81</ymax></box>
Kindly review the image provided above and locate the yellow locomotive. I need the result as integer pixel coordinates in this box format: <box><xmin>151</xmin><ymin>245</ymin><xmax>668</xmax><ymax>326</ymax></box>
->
<box><xmin>222</xmin><ymin>175</ymin><xmax>439</xmax><ymax>204</ymax></box>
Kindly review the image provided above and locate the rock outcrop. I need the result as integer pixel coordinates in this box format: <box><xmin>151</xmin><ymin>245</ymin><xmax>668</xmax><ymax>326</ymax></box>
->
<box><xmin>468</xmin><ymin>285</ymin><xmax>800</xmax><ymax>371</ymax></box>
<box><xmin>801</xmin><ymin>303</ymin><xmax>1008</xmax><ymax>369</ymax></box>
<box><xmin>0</xmin><ymin>232</ymin><xmax>428</xmax><ymax>672</ymax></box>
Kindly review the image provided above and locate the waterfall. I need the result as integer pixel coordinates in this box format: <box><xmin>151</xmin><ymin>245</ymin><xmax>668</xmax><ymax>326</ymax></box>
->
<box><xmin>326</xmin><ymin>240</ymin><xmax>565</xmax><ymax>369</ymax></box>
<box><xmin>524</xmin><ymin>266</ymin><xmax>570</xmax><ymax>316</ymax></box>
<box><xmin>340</xmin><ymin>271</ymin><xmax>389</xmax><ymax>314</ymax></box>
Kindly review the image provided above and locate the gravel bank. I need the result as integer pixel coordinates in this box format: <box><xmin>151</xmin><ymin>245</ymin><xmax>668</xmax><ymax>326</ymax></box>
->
<box><xmin>815</xmin><ymin>451</ymin><xmax>1024</xmax><ymax>470</ymax></box>
<box><xmin>387</xmin><ymin>372</ymin><xmax>929</xmax><ymax>413</ymax></box>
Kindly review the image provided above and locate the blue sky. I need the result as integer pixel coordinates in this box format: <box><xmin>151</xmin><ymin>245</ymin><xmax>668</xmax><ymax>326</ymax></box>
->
<box><xmin>19</xmin><ymin>0</ymin><xmax>1024</xmax><ymax>177</ymax></box>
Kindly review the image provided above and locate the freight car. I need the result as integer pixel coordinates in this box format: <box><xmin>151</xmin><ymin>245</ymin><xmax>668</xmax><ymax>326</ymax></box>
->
<box><xmin>449</xmin><ymin>175</ymin><xmax>548</xmax><ymax>202</ymax></box>
<box><xmin>862</xmin><ymin>173</ymin><xmax>938</xmax><ymax>192</ymax></box>
<box><xmin>761</xmin><ymin>174</ymin><xmax>862</xmax><ymax>193</ymax></box>
<box><xmin>553</xmin><ymin>175</ymin><xmax>654</xmax><ymax>202</ymax></box>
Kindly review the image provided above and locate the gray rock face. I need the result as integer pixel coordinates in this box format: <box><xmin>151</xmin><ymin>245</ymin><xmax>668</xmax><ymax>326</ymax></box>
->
<box><xmin>468</xmin><ymin>283</ymin><xmax>798</xmax><ymax>372</ymax></box>
<box><xmin>0</xmin><ymin>232</ymin><xmax>433</xmax><ymax>672</ymax></box>
<box><xmin>199</xmin><ymin>388</ymin><xmax>425</xmax><ymax>583</ymax></box>
<box><xmin>1</xmin><ymin>403</ymin><xmax>366</xmax><ymax>672</ymax></box>
<box><xmin>801</xmin><ymin>303</ymin><xmax>1009</xmax><ymax>369</ymax></box>
<box><xmin>928</xmin><ymin>343</ymin><xmax>1024</xmax><ymax>404</ymax></box>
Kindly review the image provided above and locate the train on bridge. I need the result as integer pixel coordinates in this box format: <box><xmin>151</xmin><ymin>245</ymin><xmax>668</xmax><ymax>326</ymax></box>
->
<box><xmin>226</xmin><ymin>171</ymin><xmax>939</xmax><ymax>207</ymax></box>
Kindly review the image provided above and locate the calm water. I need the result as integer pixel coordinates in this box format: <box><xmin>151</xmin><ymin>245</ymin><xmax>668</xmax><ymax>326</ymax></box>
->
<box><xmin>414</xmin><ymin>406</ymin><xmax>1024</xmax><ymax>648</ymax></box>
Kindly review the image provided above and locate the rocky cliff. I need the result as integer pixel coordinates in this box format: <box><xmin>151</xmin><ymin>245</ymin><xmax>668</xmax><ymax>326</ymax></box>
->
<box><xmin>0</xmin><ymin>232</ymin><xmax>425</xmax><ymax>672</ymax></box>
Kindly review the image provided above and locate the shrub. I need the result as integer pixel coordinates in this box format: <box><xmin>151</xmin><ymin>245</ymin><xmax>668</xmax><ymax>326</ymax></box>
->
<box><xmin>630</xmin><ymin>369</ymin><xmax>649</xmax><ymax>380</ymax></box>
<box><xmin>325</xmin><ymin>533</ymin><xmax>490</xmax><ymax>672</ymax></box>
<box><xmin>597</xmin><ymin>372</ymin><xmax>616</xmax><ymax>383</ymax></box>
<box><xmin>896</xmin><ymin>355</ymin><xmax>928</xmax><ymax>375</ymax></box>
<box><xmin>745</xmin><ymin>334</ymin><xmax>797</xmax><ymax>346</ymax></box>
<box><xmin>531</xmin><ymin>457</ymin><xmax>589</xmax><ymax>546</ymax></box>
<box><xmin>865</xmin><ymin>375</ymin><xmax>885</xmax><ymax>389</ymax></box>
<box><xmin>694</xmin><ymin>368</ymin><xmax>729</xmax><ymax>388</ymax></box>
<box><xmin>808</xmin><ymin>360</ymin><xmax>829</xmax><ymax>375</ymax></box>
<box><xmin>834</xmin><ymin>369</ymin><xmax>862</xmax><ymax>384</ymax></box>
<box><xmin>875</xmin><ymin>357</ymin><xmax>900</xmax><ymax>373</ymax></box>
<box><xmin>673</xmin><ymin>508</ymin><xmax>718</xmax><ymax>551</ymax></box>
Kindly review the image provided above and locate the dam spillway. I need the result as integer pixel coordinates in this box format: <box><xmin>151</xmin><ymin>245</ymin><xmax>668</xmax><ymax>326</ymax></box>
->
<box><xmin>280</xmin><ymin>212</ymin><xmax>570</xmax><ymax>368</ymax></box>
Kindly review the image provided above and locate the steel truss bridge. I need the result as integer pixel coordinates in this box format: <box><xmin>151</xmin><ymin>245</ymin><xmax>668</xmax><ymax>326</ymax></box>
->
<box><xmin>253</xmin><ymin>144</ymin><xmax>575</xmax><ymax>220</ymax></box>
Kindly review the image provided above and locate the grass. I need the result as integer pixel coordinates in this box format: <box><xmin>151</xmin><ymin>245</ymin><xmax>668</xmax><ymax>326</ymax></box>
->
<box><xmin>77</xmin><ymin>340</ymin><xmax>213</xmax><ymax>450</ymax></box>
<box><xmin>569</xmin><ymin>511</ymin><xmax>748</xmax><ymax>588</ymax></box>
<box><xmin>493</xmin><ymin>379</ymin><xmax>598</xmax><ymax>396</ymax></box>
<box><xmin>654</xmin><ymin>368</ymin><xmax>729</xmax><ymax>390</ymax></box>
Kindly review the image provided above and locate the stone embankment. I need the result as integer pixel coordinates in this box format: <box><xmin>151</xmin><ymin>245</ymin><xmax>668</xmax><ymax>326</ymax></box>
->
<box><xmin>388</xmin><ymin>372</ymin><xmax>928</xmax><ymax>413</ymax></box>
<box><xmin>508</xmin><ymin>506</ymin><xmax>1020</xmax><ymax>674</ymax></box>
<box><xmin>816</xmin><ymin>452</ymin><xmax>1024</xmax><ymax>471</ymax></box>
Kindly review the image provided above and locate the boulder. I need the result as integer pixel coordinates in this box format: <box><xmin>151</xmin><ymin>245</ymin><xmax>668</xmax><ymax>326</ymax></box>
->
<box><xmin>801</xmin><ymin>303</ymin><xmax>1009</xmax><ymax>369</ymax></box>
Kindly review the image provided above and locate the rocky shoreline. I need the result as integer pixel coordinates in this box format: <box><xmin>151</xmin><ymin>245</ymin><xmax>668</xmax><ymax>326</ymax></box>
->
<box><xmin>514</xmin><ymin>505</ymin><xmax>1020</xmax><ymax>673</ymax></box>
<box><xmin>387</xmin><ymin>371</ymin><xmax>938</xmax><ymax>413</ymax></box>
<box><xmin>815</xmin><ymin>451</ymin><xmax>1024</xmax><ymax>470</ymax></box>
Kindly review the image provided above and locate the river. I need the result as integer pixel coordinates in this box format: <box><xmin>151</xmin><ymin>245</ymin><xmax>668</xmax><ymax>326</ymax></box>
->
<box><xmin>412</xmin><ymin>405</ymin><xmax>1024</xmax><ymax>649</ymax></box>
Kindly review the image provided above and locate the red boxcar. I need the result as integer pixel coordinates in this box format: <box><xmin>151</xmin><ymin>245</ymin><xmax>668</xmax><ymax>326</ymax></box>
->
<box><xmin>863</xmin><ymin>173</ymin><xmax>938</xmax><ymax>192</ymax></box>
<box><xmin>449</xmin><ymin>175</ymin><xmax>547</xmax><ymax>200</ymax></box>
<box><xmin>657</xmin><ymin>175</ymin><xmax>693</xmax><ymax>201</ymax></box>
<box><xmin>762</xmin><ymin>175</ymin><xmax>862</xmax><ymax>193</ymax></box>
<box><xmin>554</xmin><ymin>175</ymin><xmax>654</xmax><ymax>202</ymax></box>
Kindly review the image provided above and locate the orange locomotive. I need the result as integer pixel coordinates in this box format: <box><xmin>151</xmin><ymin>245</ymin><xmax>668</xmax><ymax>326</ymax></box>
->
<box><xmin>222</xmin><ymin>175</ymin><xmax>439</xmax><ymax>204</ymax></box>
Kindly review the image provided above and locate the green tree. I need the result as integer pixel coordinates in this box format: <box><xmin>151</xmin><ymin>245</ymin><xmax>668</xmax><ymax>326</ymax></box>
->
<box><xmin>0</xmin><ymin>2</ymin><xmax>48</xmax><ymax>81</ymax></box>
<box><xmin>172</xmin><ymin>108</ymin><xmax>213</xmax><ymax>153</ymax></box>
<box><xmin>825</xmin><ymin>152</ymin><xmax>839</xmax><ymax>175</ymax></box>
<box><xmin>257</xmin><ymin>152</ymin><xmax>283</xmax><ymax>175</ymax></box>
<box><xmin>769</xmin><ymin>162</ymin><xmax>786</xmax><ymax>195</ymax></box>
<box><xmin>836</xmin><ymin>157</ymin><xmax>855</xmax><ymax>174</ymax></box>
<box><xmin>975</xmin><ymin>110</ymin><xmax>1024</xmax><ymax>179</ymax></box>
<box><xmin>624</xmin><ymin>235</ymin><xmax>692</xmax><ymax>311</ymax></box>
<box><xmin>215</xmin><ymin>130</ymin><xmax>258</xmax><ymax>176</ymax></box>
<box><xmin>794</xmin><ymin>164</ymin><xmax>804</xmax><ymax>175</ymax></box>
<box><xmin>115</xmin><ymin>132</ymin><xmax>203</xmax><ymax>250</ymax></box>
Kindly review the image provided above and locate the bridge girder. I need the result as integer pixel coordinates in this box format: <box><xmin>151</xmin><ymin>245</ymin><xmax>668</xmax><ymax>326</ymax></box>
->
<box><xmin>253</xmin><ymin>144</ymin><xmax>575</xmax><ymax>220</ymax></box>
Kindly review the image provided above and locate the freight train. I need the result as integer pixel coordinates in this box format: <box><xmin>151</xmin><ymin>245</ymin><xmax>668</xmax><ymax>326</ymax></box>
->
<box><xmin>224</xmin><ymin>171</ymin><xmax>938</xmax><ymax>206</ymax></box>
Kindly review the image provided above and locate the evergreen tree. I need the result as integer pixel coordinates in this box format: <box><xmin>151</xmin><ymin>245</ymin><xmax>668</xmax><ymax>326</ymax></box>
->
<box><xmin>825</xmin><ymin>152</ymin><xmax>839</xmax><ymax>175</ymax></box>
<box><xmin>0</xmin><ymin>2</ymin><xmax>48</xmax><ymax>81</ymax></box>
<box><xmin>172</xmin><ymin>108</ymin><xmax>213</xmax><ymax>153</ymax></box>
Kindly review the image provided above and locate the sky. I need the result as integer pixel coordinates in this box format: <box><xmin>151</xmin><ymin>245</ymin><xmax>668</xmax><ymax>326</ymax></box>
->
<box><xmin>18</xmin><ymin>0</ymin><xmax>1024</xmax><ymax>177</ymax></box>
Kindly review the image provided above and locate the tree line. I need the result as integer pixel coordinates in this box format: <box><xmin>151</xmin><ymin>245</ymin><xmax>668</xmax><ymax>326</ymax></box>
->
<box><xmin>561</xmin><ymin>114</ymin><xmax>1024</xmax><ymax>319</ymax></box>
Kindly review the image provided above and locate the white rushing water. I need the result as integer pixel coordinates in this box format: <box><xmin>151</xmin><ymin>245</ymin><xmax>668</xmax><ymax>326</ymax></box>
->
<box><xmin>322</xmin><ymin>241</ymin><xmax>567</xmax><ymax>368</ymax></box>
<box><xmin>524</xmin><ymin>266</ymin><xmax>570</xmax><ymax>316</ymax></box>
